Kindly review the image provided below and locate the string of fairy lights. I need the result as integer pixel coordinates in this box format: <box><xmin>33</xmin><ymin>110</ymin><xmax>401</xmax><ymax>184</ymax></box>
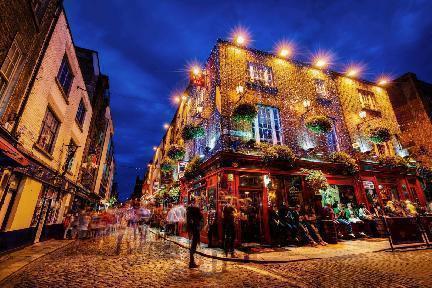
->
<box><xmin>148</xmin><ymin>27</ymin><xmax>396</xmax><ymax>172</ymax></box>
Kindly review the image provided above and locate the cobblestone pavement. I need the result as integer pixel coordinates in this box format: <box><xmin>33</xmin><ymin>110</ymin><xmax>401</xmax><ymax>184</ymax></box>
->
<box><xmin>1</xmin><ymin>230</ymin><xmax>431</xmax><ymax>288</ymax></box>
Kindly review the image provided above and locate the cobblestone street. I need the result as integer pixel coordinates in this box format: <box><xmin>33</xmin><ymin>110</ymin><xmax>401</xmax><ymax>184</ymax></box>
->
<box><xmin>1</xmin><ymin>230</ymin><xmax>431</xmax><ymax>288</ymax></box>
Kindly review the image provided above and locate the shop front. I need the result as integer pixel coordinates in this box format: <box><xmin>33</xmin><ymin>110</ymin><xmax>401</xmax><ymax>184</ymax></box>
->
<box><xmin>180</xmin><ymin>152</ymin><xmax>429</xmax><ymax>247</ymax></box>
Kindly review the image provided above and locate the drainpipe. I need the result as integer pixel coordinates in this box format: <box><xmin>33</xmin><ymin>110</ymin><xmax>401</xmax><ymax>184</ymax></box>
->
<box><xmin>11</xmin><ymin>2</ymin><xmax>63</xmax><ymax>136</ymax></box>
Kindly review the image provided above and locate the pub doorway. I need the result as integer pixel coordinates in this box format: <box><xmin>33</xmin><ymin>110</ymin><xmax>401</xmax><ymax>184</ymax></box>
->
<box><xmin>238</xmin><ymin>174</ymin><xmax>264</xmax><ymax>243</ymax></box>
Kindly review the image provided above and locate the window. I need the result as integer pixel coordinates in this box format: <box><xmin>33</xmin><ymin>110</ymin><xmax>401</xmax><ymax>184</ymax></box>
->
<box><xmin>37</xmin><ymin>108</ymin><xmax>60</xmax><ymax>154</ymax></box>
<box><xmin>75</xmin><ymin>99</ymin><xmax>86</xmax><ymax>127</ymax></box>
<box><xmin>57</xmin><ymin>55</ymin><xmax>74</xmax><ymax>95</ymax></box>
<box><xmin>358</xmin><ymin>89</ymin><xmax>378</xmax><ymax>111</ymax></box>
<box><xmin>326</xmin><ymin>122</ymin><xmax>339</xmax><ymax>152</ymax></box>
<box><xmin>0</xmin><ymin>38</ymin><xmax>22</xmax><ymax>100</ymax></box>
<box><xmin>314</xmin><ymin>79</ymin><xmax>327</xmax><ymax>97</ymax></box>
<box><xmin>248</xmin><ymin>62</ymin><xmax>274</xmax><ymax>87</ymax></box>
<box><xmin>252</xmin><ymin>105</ymin><xmax>282</xmax><ymax>144</ymax></box>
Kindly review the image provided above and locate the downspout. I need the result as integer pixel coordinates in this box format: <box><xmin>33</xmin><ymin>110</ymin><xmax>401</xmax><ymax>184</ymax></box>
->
<box><xmin>11</xmin><ymin>2</ymin><xmax>63</xmax><ymax>136</ymax></box>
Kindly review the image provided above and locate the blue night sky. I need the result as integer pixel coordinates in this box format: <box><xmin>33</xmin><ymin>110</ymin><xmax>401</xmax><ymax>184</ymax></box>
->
<box><xmin>64</xmin><ymin>0</ymin><xmax>432</xmax><ymax>201</ymax></box>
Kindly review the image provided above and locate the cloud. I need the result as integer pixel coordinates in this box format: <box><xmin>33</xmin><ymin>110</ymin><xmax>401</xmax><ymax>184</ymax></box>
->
<box><xmin>64</xmin><ymin>0</ymin><xmax>432</xmax><ymax>200</ymax></box>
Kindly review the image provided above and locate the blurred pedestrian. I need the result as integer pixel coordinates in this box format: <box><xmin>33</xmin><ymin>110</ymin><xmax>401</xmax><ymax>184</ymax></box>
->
<box><xmin>186</xmin><ymin>197</ymin><xmax>202</xmax><ymax>269</ymax></box>
<box><xmin>222</xmin><ymin>199</ymin><xmax>237</xmax><ymax>258</ymax></box>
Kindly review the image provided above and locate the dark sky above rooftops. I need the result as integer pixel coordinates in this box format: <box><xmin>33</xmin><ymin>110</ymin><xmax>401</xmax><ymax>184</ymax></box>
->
<box><xmin>64</xmin><ymin>0</ymin><xmax>432</xmax><ymax>201</ymax></box>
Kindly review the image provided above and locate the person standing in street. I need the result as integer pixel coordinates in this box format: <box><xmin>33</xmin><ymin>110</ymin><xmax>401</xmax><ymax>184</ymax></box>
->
<box><xmin>186</xmin><ymin>197</ymin><xmax>202</xmax><ymax>269</ymax></box>
<box><xmin>222</xmin><ymin>199</ymin><xmax>237</xmax><ymax>258</ymax></box>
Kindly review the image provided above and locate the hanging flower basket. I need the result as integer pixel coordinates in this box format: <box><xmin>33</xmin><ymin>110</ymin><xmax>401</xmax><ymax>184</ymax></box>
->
<box><xmin>184</xmin><ymin>156</ymin><xmax>202</xmax><ymax>180</ymax></box>
<box><xmin>305</xmin><ymin>115</ymin><xmax>332</xmax><ymax>134</ymax></box>
<box><xmin>160</xmin><ymin>159</ymin><xmax>176</xmax><ymax>173</ymax></box>
<box><xmin>377</xmin><ymin>155</ymin><xmax>408</xmax><ymax>169</ymax></box>
<box><xmin>368</xmin><ymin>127</ymin><xmax>391</xmax><ymax>143</ymax></box>
<box><xmin>167</xmin><ymin>145</ymin><xmax>185</xmax><ymax>161</ymax></box>
<box><xmin>258</xmin><ymin>143</ymin><xmax>296</xmax><ymax>165</ymax></box>
<box><xmin>329</xmin><ymin>151</ymin><xmax>359</xmax><ymax>175</ymax></box>
<box><xmin>232</xmin><ymin>103</ymin><xmax>257</xmax><ymax>123</ymax></box>
<box><xmin>182</xmin><ymin>124</ymin><xmax>205</xmax><ymax>141</ymax></box>
<box><xmin>417</xmin><ymin>164</ymin><xmax>432</xmax><ymax>182</ymax></box>
<box><xmin>301</xmin><ymin>168</ymin><xmax>329</xmax><ymax>193</ymax></box>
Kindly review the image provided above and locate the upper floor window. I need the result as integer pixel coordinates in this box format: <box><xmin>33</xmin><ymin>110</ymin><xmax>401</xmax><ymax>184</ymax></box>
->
<box><xmin>314</xmin><ymin>79</ymin><xmax>327</xmax><ymax>97</ymax></box>
<box><xmin>75</xmin><ymin>99</ymin><xmax>86</xmax><ymax>127</ymax></box>
<box><xmin>0</xmin><ymin>38</ymin><xmax>22</xmax><ymax>100</ymax></box>
<box><xmin>248</xmin><ymin>62</ymin><xmax>274</xmax><ymax>87</ymax></box>
<box><xmin>37</xmin><ymin>108</ymin><xmax>60</xmax><ymax>154</ymax></box>
<box><xmin>358</xmin><ymin>89</ymin><xmax>378</xmax><ymax>111</ymax></box>
<box><xmin>57</xmin><ymin>55</ymin><xmax>74</xmax><ymax>95</ymax></box>
<box><xmin>252</xmin><ymin>105</ymin><xmax>282</xmax><ymax>144</ymax></box>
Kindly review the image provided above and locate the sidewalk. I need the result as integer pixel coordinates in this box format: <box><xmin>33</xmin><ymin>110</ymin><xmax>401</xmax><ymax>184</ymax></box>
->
<box><xmin>152</xmin><ymin>228</ymin><xmax>391</xmax><ymax>263</ymax></box>
<box><xmin>0</xmin><ymin>239</ymin><xmax>74</xmax><ymax>283</ymax></box>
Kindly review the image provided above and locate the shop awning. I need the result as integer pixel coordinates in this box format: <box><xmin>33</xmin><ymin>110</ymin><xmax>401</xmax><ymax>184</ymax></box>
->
<box><xmin>0</xmin><ymin>136</ymin><xmax>29</xmax><ymax>166</ymax></box>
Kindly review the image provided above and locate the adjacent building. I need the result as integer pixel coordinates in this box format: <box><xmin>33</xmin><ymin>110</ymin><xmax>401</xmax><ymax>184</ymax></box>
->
<box><xmin>0</xmin><ymin>3</ymin><xmax>115</xmax><ymax>251</ymax></box>
<box><xmin>75</xmin><ymin>47</ymin><xmax>115</xmax><ymax>203</ymax></box>
<box><xmin>388</xmin><ymin>72</ymin><xmax>432</xmax><ymax>203</ymax></box>
<box><xmin>145</xmin><ymin>39</ymin><xmax>428</xmax><ymax>244</ymax></box>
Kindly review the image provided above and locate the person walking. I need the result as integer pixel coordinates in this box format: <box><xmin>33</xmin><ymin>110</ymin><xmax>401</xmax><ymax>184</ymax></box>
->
<box><xmin>186</xmin><ymin>197</ymin><xmax>202</xmax><ymax>269</ymax></box>
<box><xmin>222</xmin><ymin>199</ymin><xmax>237</xmax><ymax>258</ymax></box>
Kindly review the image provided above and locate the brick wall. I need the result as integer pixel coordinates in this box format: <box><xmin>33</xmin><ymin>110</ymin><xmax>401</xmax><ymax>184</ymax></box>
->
<box><xmin>0</xmin><ymin>0</ymin><xmax>61</xmax><ymax>127</ymax></box>
<box><xmin>16</xmin><ymin>11</ymin><xmax>93</xmax><ymax>182</ymax></box>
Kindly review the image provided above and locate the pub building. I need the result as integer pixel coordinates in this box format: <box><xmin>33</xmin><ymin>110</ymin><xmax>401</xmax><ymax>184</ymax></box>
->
<box><xmin>147</xmin><ymin>38</ymin><xmax>428</xmax><ymax>245</ymax></box>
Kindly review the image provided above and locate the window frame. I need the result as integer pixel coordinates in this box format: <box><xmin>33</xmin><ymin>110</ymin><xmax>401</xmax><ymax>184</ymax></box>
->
<box><xmin>247</xmin><ymin>62</ymin><xmax>275</xmax><ymax>87</ymax></box>
<box><xmin>36</xmin><ymin>107</ymin><xmax>61</xmax><ymax>155</ymax></box>
<box><xmin>358</xmin><ymin>89</ymin><xmax>379</xmax><ymax>111</ymax></box>
<box><xmin>75</xmin><ymin>99</ymin><xmax>86</xmax><ymax>128</ymax></box>
<box><xmin>0</xmin><ymin>37</ymin><xmax>22</xmax><ymax>101</ymax></box>
<box><xmin>252</xmin><ymin>105</ymin><xmax>283</xmax><ymax>145</ymax></box>
<box><xmin>56</xmin><ymin>55</ymin><xmax>74</xmax><ymax>97</ymax></box>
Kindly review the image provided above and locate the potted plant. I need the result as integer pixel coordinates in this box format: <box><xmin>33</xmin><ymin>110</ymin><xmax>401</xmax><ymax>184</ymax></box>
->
<box><xmin>258</xmin><ymin>143</ymin><xmax>296</xmax><ymax>166</ymax></box>
<box><xmin>329</xmin><ymin>151</ymin><xmax>359</xmax><ymax>175</ymax></box>
<box><xmin>182</xmin><ymin>124</ymin><xmax>205</xmax><ymax>141</ymax></box>
<box><xmin>305</xmin><ymin>115</ymin><xmax>332</xmax><ymax>134</ymax></box>
<box><xmin>301</xmin><ymin>168</ymin><xmax>329</xmax><ymax>194</ymax></box>
<box><xmin>160</xmin><ymin>159</ymin><xmax>176</xmax><ymax>173</ymax></box>
<box><xmin>377</xmin><ymin>155</ymin><xmax>408</xmax><ymax>169</ymax></box>
<box><xmin>232</xmin><ymin>103</ymin><xmax>257</xmax><ymax>123</ymax></box>
<box><xmin>184</xmin><ymin>156</ymin><xmax>202</xmax><ymax>180</ymax></box>
<box><xmin>167</xmin><ymin>145</ymin><xmax>185</xmax><ymax>161</ymax></box>
<box><xmin>368</xmin><ymin>127</ymin><xmax>391</xmax><ymax>143</ymax></box>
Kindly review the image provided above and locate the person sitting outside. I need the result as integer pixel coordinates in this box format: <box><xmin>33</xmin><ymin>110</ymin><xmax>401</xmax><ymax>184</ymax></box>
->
<box><xmin>278</xmin><ymin>203</ymin><xmax>297</xmax><ymax>245</ymax></box>
<box><xmin>345</xmin><ymin>203</ymin><xmax>367</xmax><ymax>237</ymax></box>
<box><xmin>302</xmin><ymin>204</ymin><xmax>327</xmax><ymax>246</ymax></box>
<box><xmin>404</xmin><ymin>200</ymin><xmax>418</xmax><ymax>217</ymax></box>
<box><xmin>292</xmin><ymin>205</ymin><xmax>318</xmax><ymax>246</ymax></box>
<box><xmin>333</xmin><ymin>203</ymin><xmax>355</xmax><ymax>239</ymax></box>
<box><xmin>358</xmin><ymin>203</ymin><xmax>378</xmax><ymax>236</ymax></box>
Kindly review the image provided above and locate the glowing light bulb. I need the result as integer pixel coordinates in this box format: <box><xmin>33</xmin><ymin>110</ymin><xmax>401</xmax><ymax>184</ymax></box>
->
<box><xmin>152</xmin><ymin>146</ymin><xmax>158</xmax><ymax>151</ymax></box>
<box><xmin>377</xmin><ymin>77</ymin><xmax>390</xmax><ymax>86</ymax></box>
<box><xmin>191</xmin><ymin>66</ymin><xmax>201</xmax><ymax>76</ymax></box>
<box><xmin>347</xmin><ymin>69</ymin><xmax>359</xmax><ymax>78</ymax></box>
<box><xmin>315</xmin><ymin>58</ymin><xmax>327</xmax><ymax>68</ymax></box>
<box><xmin>359</xmin><ymin>110</ymin><xmax>367</xmax><ymax>119</ymax></box>
<box><xmin>173</xmin><ymin>96</ymin><xmax>180</xmax><ymax>103</ymax></box>
<box><xmin>163</xmin><ymin>123</ymin><xmax>169</xmax><ymax>130</ymax></box>
<box><xmin>236</xmin><ymin>35</ymin><xmax>245</xmax><ymax>45</ymax></box>
<box><xmin>279</xmin><ymin>49</ymin><xmax>290</xmax><ymax>58</ymax></box>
